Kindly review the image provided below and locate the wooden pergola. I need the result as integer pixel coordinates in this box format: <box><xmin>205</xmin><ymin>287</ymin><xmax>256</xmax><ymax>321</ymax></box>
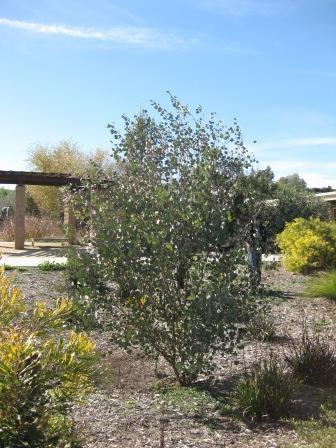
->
<box><xmin>0</xmin><ymin>170</ymin><xmax>82</xmax><ymax>249</ymax></box>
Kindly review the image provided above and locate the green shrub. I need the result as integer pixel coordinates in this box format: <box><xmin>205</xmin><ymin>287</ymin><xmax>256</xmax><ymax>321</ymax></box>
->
<box><xmin>0</xmin><ymin>268</ymin><xmax>96</xmax><ymax>447</ymax></box>
<box><xmin>66</xmin><ymin>248</ymin><xmax>109</xmax><ymax>328</ymax></box>
<box><xmin>233</xmin><ymin>353</ymin><xmax>294</xmax><ymax>420</ymax></box>
<box><xmin>276</xmin><ymin>217</ymin><xmax>336</xmax><ymax>273</ymax></box>
<box><xmin>305</xmin><ymin>271</ymin><xmax>336</xmax><ymax>300</ymax></box>
<box><xmin>70</xmin><ymin>95</ymin><xmax>264</xmax><ymax>386</ymax></box>
<box><xmin>285</xmin><ymin>329</ymin><xmax>336</xmax><ymax>386</ymax></box>
<box><xmin>38</xmin><ymin>260</ymin><xmax>67</xmax><ymax>271</ymax></box>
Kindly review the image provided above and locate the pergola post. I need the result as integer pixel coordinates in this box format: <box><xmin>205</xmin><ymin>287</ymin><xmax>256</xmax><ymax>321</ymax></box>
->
<box><xmin>0</xmin><ymin>171</ymin><xmax>95</xmax><ymax>250</ymax></box>
<box><xmin>64</xmin><ymin>202</ymin><xmax>76</xmax><ymax>244</ymax></box>
<box><xmin>15</xmin><ymin>184</ymin><xmax>26</xmax><ymax>250</ymax></box>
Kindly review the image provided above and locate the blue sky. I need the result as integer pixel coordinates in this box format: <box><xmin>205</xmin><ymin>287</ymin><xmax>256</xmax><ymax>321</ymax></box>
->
<box><xmin>1</xmin><ymin>0</ymin><xmax>336</xmax><ymax>187</ymax></box>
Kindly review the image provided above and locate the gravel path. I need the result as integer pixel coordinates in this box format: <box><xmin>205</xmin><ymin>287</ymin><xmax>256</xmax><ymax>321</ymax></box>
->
<box><xmin>10</xmin><ymin>266</ymin><xmax>336</xmax><ymax>448</ymax></box>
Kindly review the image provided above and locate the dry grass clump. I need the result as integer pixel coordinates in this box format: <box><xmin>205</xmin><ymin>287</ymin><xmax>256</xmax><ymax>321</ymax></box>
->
<box><xmin>0</xmin><ymin>215</ymin><xmax>63</xmax><ymax>241</ymax></box>
<box><xmin>285</xmin><ymin>329</ymin><xmax>336</xmax><ymax>386</ymax></box>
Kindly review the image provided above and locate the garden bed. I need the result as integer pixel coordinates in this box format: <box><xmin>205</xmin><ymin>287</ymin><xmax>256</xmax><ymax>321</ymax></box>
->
<box><xmin>11</xmin><ymin>266</ymin><xmax>336</xmax><ymax>448</ymax></box>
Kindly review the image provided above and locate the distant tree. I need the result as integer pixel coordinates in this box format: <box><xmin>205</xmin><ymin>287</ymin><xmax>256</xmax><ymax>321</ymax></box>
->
<box><xmin>0</xmin><ymin>188</ymin><xmax>15</xmax><ymax>210</ymax></box>
<box><xmin>0</xmin><ymin>188</ymin><xmax>8</xmax><ymax>199</ymax></box>
<box><xmin>27</xmin><ymin>140</ymin><xmax>114</xmax><ymax>218</ymax></box>
<box><xmin>310</xmin><ymin>186</ymin><xmax>334</xmax><ymax>193</ymax></box>
<box><xmin>264</xmin><ymin>173</ymin><xmax>329</xmax><ymax>243</ymax></box>
<box><xmin>243</xmin><ymin>170</ymin><xmax>329</xmax><ymax>249</ymax></box>
<box><xmin>26</xmin><ymin>194</ymin><xmax>40</xmax><ymax>216</ymax></box>
<box><xmin>247</xmin><ymin>166</ymin><xmax>276</xmax><ymax>200</ymax></box>
<box><xmin>277</xmin><ymin>173</ymin><xmax>307</xmax><ymax>191</ymax></box>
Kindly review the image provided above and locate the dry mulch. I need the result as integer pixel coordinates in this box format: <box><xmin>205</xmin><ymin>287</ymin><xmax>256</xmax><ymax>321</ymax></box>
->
<box><xmin>11</xmin><ymin>266</ymin><xmax>336</xmax><ymax>448</ymax></box>
<box><xmin>8</xmin><ymin>268</ymin><xmax>65</xmax><ymax>307</ymax></box>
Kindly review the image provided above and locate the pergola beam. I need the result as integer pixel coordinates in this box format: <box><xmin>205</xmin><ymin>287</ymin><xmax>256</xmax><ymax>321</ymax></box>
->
<box><xmin>0</xmin><ymin>170</ymin><xmax>82</xmax><ymax>186</ymax></box>
<box><xmin>0</xmin><ymin>171</ymin><xmax>84</xmax><ymax>249</ymax></box>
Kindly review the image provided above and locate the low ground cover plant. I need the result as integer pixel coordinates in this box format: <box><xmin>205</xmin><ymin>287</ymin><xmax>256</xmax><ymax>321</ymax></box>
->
<box><xmin>285</xmin><ymin>328</ymin><xmax>336</xmax><ymax>386</ymax></box>
<box><xmin>287</xmin><ymin>391</ymin><xmax>336</xmax><ymax>448</ymax></box>
<box><xmin>38</xmin><ymin>260</ymin><xmax>68</xmax><ymax>271</ymax></box>
<box><xmin>2</xmin><ymin>264</ymin><xmax>27</xmax><ymax>272</ymax></box>
<box><xmin>0</xmin><ymin>268</ymin><xmax>95</xmax><ymax>447</ymax></box>
<box><xmin>276</xmin><ymin>217</ymin><xmax>336</xmax><ymax>273</ymax></box>
<box><xmin>305</xmin><ymin>271</ymin><xmax>336</xmax><ymax>300</ymax></box>
<box><xmin>155</xmin><ymin>383</ymin><xmax>219</xmax><ymax>416</ymax></box>
<box><xmin>233</xmin><ymin>353</ymin><xmax>294</xmax><ymax>420</ymax></box>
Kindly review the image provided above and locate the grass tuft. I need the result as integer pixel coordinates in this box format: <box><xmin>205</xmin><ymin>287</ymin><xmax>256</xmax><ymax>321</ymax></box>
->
<box><xmin>305</xmin><ymin>271</ymin><xmax>336</xmax><ymax>300</ymax></box>
<box><xmin>246</xmin><ymin>311</ymin><xmax>276</xmax><ymax>342</ymax></box>
<box><xmin>233</xmin><ymin>353</ymin><xmax>294</xmax><ymax>421</ymax></box>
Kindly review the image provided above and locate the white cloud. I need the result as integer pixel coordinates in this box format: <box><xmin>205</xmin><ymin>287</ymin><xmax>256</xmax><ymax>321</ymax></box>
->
<box><xmin>276</xmin><ymin>137</ymin><xmax>336</xmax><ymax>147</ymax></box>
<box><xmin>268</xmin><ymin>160</ymin><xmax>336</xmax><ymax>171</ymax></box>
<box><xmin>299</xmin><ymin>172</ymin><xmax>335</xmax><ymax>189</ymax></box>
<box><xmin>0</xmin><ymin>158</ymin><xmax>26</xmax><ymax>172</ymax></box>
<box><xmin>251</xmin><ymin>137</ymin><xmax>336</xmax><ymax>188</ymax></box>
<box><xmin>0</xmin><ymin>17</ymin><xmax>197</xmax><ymax>49</ymax></box>
<box><xmin>196</xmin><ymin>0</ymin><xmax>295</xmax><ymax>16</ymax></box>
<box><xmin>254</xmin><ymin>137</ymin><xmax>336</xmax><ymax>153</ymax></box>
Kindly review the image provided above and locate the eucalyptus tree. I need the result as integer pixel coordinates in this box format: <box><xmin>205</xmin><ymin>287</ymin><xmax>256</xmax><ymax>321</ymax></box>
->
<box><xmin>72</xmin><ymin>94</ymin><xmax>265</xmax><ymax>385</ymax></box>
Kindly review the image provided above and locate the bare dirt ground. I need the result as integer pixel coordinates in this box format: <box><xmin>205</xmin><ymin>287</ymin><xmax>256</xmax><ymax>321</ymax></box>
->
<box><xmin>10</xmin><ymin>267</ymin><xmax>336</xmax><ymax>448</ymax></box>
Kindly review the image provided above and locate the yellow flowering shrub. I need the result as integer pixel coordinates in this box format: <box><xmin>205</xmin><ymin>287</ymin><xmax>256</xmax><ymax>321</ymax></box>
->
<box><xmin>276</xmin><ymin>218</ymin><xmax>336</xmax><ymax>273</ymax></box>
<box><xmin>0</xmin><ymin>268</ymin><xmax>96</xmax><ymax>447</ymax></box>
<box><xmin>0</xmin><ymin>271</ymin><xmax>24</xmax><ymax>324</ymax></box>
